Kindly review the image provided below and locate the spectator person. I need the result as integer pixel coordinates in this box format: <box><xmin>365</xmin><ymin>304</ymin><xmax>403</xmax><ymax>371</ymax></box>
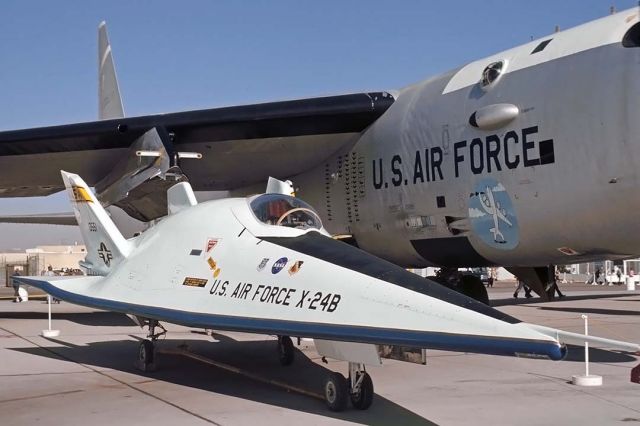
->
<box><xmin>44</xmin><ymin>265</ymin><xmax>60</xmax><ymax>304</ymax></box>
<box><xmin>547</xmin><ymin>269</ymin><xmax>565</xmax><ymax>298</ymax></box>
<box><xmin>44</xmin><ymin>265</ymin><xmax>55</xmax><ymax>277</ymax></box>
<box><xmin>586</xmin><ymin>271</ymin><xmax>595</xmax><ymax>285</ymax></box>
<box><xmin>11</xmin><ymin>269</ymin><xmax>22</xmax><ymax>302</ymax></box>
<box><xmin>513</xmin><ymin>278</ymin><xmax>533</xmax><ymax>298</ymax></box>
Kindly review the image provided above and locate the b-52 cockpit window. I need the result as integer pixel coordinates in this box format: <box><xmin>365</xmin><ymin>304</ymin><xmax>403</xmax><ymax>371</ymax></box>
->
<box><xmin>480</xmin><ymin>61</ymin><xmax>505</xmax><ymax>88</ymax></box>
<box><xmin>250</xmin><ymin>194</ymin><xmax>323</xmax><ymax>230</ymax></box>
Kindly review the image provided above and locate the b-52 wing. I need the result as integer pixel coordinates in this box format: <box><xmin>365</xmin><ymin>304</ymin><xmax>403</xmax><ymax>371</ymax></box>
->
<box><xmin>0</xmin><ymin>92</ymin><xmax>394</xmax><ymax>197</ymax></box>
<box><xmin>0</xmin><ymin>212</ymin><xmax>76</xmax><ymax>225</ymax></box>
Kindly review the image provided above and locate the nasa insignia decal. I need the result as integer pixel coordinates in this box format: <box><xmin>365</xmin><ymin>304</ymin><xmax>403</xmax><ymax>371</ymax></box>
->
<box><xmin>271</xmin><ymin>257</ymin><xmax>288</xmax><ymax>274</ymax></box>
<box><xmin>468</xmin><ymin>178</ymin><xmax>519</xmax><ymax>250</ymax></box>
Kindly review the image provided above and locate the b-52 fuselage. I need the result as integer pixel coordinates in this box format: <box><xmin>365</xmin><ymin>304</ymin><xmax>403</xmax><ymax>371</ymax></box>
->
<box><xmin>292</xmin><ymin>10</ymin><xmax>640</xmax><ymax>269</ymax></box>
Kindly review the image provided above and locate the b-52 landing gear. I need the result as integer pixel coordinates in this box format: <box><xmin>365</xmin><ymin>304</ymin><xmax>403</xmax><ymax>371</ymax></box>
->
<box><xmin>431</xmin><ymin>267</ymin><xmax>490</xmax><ymax>305</ymax></box>
<box><xmin>136</xmin><ymin>319</ymin><xmax>166</xmax><ymax>372</ymax></box>
<box><xmin>323</xmin><ymin>362</ymin><xmax>374</xmax><ymax>411</ymax></box>
<box><xmin>277</xmin><ymin>335</ymin><xmax>294</xmax><ymax>366</ymax></box>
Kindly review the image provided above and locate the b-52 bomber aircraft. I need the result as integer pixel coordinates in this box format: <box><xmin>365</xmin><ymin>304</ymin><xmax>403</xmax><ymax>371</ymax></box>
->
<box><xmin>14</xmin><ymin>172</ymin><xmax>640</xmax><ymax>411</ymax></box>
<box><xmin>4</xmin><ymin>9</ymin><xmax>640</xmax><ymax>298</ymax></box>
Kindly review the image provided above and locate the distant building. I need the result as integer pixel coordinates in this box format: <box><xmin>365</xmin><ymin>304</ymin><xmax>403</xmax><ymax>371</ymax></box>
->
<box><xmin>0</xmin><ymin>245</ymin><xmax>86</xmax><ymax>287</ymax></box>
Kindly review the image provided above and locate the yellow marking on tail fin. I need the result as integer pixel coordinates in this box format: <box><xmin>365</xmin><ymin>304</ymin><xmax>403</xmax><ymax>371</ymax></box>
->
<box><xmin>72</xmin><ymin>186</ymin><xmax>93</xmax><ymax>203</ymax></box>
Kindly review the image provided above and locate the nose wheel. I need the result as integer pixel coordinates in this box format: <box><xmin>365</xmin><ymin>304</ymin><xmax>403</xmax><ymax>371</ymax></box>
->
<box><xmin>135</xmin><ymin>319</ymin><xmax>166</xmax><ymax>372</ymax></box>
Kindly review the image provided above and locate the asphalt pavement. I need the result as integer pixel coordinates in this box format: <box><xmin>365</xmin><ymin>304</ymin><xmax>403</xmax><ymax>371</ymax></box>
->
<box><xmin>0</xmin><ymin>282</ymin><xmax>638</xmax><ymax>425</ymax></box>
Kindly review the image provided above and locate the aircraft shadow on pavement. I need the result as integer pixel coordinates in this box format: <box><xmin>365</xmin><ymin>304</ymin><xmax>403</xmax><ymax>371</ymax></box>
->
<box><xmin>9</xmin><ymin>334</ymin><xmax>437</xmax><ymax>426</ymax></box>
<box><xmin>535</xmin><ymin>306</ymin><xmax>640</xmax><ymax>317</ymax></box>
<box><xmin>561</xmin><ymin>344</ymin><xmax>637</xmax><ymax>363</ymax></box>
<box><xmin>491</xmin><ymin>293</ymin><xmax>636</xmax><ymax>307</ymax></box>
<box><xmin>0</xmin><ymin>309</ymin><xmax>134</xmax><ymax>327</ymax></box>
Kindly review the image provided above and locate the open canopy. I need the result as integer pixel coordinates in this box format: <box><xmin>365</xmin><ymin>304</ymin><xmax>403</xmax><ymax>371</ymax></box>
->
<box><xmin>249</xmin><ymin>193</ymin><xmax>323</xmax><ymax>230</ymax></box>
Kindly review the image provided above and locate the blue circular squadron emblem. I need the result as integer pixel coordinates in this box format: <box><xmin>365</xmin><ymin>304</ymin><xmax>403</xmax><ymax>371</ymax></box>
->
<box><xmin>271</xmin><ymin>257</ymin><xmax>288</xmax><ymax>274</ymax></box>
<box><xmin>468</xmin><ymin>179</ymin><xmax>519</xmax><ymax>250</ymax></box>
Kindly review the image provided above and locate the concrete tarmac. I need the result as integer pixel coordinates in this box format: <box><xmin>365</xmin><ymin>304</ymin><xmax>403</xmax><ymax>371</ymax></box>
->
<box><xmin>0</xmin><ymin>284</ymin><xmax>639</xmax><ymax>426</ymax></box>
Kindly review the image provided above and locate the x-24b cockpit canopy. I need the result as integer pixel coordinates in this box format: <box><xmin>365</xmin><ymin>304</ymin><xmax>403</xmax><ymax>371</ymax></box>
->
<box><xmin>249</xmin><ymin>193</ymin><xmax>323</xmax><ymax>230</ymax></box>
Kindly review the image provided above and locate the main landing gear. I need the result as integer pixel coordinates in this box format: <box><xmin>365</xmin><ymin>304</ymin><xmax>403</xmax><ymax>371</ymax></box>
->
<box><xmin>136</xmin><ymin>319</ymin><xmax>166</xmax><ymax>372</ymax></box>
<box><xmin>277</xmin><ymin>335</ymin><xmax>294</xmax><ymax>366</ymax></box>
<box><xmin>323</xmin><ymin>362</ymin><xmax>374</xmax><ymax>411</ymax></box>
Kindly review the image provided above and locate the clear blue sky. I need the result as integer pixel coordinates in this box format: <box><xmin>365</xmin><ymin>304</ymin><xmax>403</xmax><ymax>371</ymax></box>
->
<box><xmin>0</xmin><ymin>0</ymin><xmax>637</xmax><ymax>248</ymax></box>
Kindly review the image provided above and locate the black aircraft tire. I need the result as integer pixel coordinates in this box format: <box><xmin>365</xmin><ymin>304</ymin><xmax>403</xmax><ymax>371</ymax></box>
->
<box><xmin>460</xmin><ymin>275</ymin><xmax>490</xmax><ymax>305</ymax></box>
<box><xmin>323</xmin><ymin>372</ymin><xmax>349</xmax><ymax>412</ymax></box>
<box><xmin>278</xmin><ymin>336</ymin><xmax>294</xmax><ymax>366</ymax></box>
<box><xmin>139</xmin><ymin>339</ymin><xmax>154</xmax><ymax>365</ymax></box>
<box><xmin>350</xmin><ymin>372</ymin><xmax>374</xmax><ymax>410</ymax></box>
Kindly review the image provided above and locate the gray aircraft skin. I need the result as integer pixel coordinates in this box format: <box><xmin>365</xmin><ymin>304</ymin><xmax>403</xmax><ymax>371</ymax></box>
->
<box><xmin>2</xmin><ymin>9</ymin><xmax>640</xmax><ymax>293</ymax></box>
<box><xmin>293</xmin><ymin>10</ymin><xmax>640</xmax><ymax>269</ymax></box>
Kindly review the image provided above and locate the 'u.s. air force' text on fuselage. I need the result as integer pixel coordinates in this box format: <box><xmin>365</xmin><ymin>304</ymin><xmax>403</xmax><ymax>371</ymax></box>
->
<box><xmin>208</xmin><ymin>278</ymin><xmax>343</xmax><ymax>312</ymax></box>
<box><xmin>372</xmin><ymin>126</ymin><xmax>555</xmax><ymax>190</ymax></box>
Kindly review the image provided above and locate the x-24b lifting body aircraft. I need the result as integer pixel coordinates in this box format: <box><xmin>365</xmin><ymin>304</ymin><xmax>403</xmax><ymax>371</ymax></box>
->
<box><xmin>15</xmin><ymin>171</ymin><xmax>640</xmax><ymax>411</ymax></box>
<box><xmin>6</xmin><ymin>9</ymin><xmax>640</xmax><ymax>299</ymax></box>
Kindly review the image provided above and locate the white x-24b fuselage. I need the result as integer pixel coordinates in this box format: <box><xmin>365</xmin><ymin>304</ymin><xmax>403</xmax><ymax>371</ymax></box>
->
<box><xmin>61</xmin><ymin>192</ymin><xmax>560</xmax><ymax>358</ymax></box>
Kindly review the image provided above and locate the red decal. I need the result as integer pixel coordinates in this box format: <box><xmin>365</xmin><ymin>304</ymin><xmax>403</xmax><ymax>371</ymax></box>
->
<box><xmin>206</xmin><ymin>238</ymin><xmax>219</xmax><ymax>252</ymax></box>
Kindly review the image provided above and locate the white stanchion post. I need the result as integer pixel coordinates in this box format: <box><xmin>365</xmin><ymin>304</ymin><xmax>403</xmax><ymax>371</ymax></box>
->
<box><xmin>41</xmin><ymin>295</ymin><xmax>60</xmax><ymax>338</ymax></box>
<box><xmin>48</xmin><ymin>295</ymin><xmax>52</xmax><ymax>331</ymax></box>
<box><xmin>571</xmin><ymin>314</ymin><xmax>602</xmax><ymax>386</ymax></box>
<box><xmin>584</xmin><ymin>315</ymin><xmax>589</xmax><ymax>377</ymax></box>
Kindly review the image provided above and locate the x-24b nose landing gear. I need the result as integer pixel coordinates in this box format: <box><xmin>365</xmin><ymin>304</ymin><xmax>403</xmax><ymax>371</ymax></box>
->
<box><xmin>135</xmin><ymin>319</ymin><xmax>166</xmax><ymax>372</ymax></box>
<box><xmin>323</xmin><ymin>362</ymin><xmax>374</xmax><ymax>411</ymax></box>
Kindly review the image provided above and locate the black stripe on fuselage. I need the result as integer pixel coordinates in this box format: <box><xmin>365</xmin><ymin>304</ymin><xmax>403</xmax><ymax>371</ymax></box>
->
<box><xmin>261</xmin><ymin>232</ymin><xmax>520</xmax><ymax>324</ymax></box>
